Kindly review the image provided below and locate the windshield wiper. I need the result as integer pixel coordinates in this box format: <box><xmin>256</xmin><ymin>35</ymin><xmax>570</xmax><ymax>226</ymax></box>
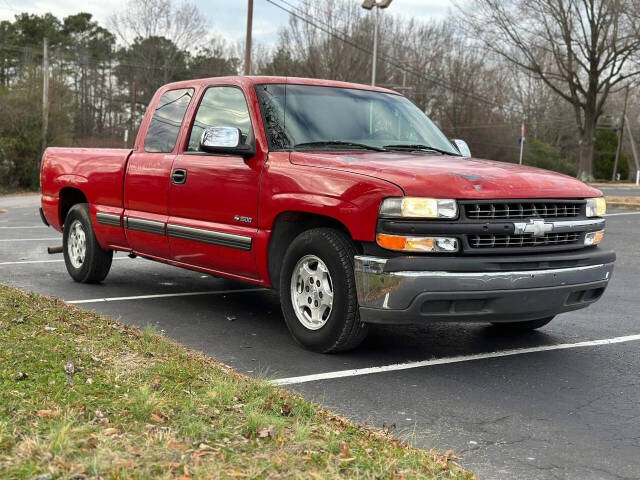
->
<box><xmin>383</xmin><ymin>144</ymin><xmax>461</xmax><ymax>156</ymax></box>
<box><xmin>294</xmin><ymin>141</ymin><xmax>387</xmax><ymax>152</ymax></box>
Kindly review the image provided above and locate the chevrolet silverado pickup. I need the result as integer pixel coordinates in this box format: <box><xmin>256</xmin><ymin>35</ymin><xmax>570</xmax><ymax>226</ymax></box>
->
<box><xmin>40</xmin><ymin>76</ymin><xmax>615</xmax><ymax>352</ymax></box>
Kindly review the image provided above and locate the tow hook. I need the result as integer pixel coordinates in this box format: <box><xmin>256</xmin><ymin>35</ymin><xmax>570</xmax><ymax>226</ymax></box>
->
<box><xmin>47</xmin><ymin>246</ymin><xmax>63</xmax><ymax>254</ymax></box>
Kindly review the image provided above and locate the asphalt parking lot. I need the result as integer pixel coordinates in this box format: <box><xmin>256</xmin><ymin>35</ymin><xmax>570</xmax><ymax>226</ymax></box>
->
<box><xmin>599</xmin><ymin>184</ymin><xmax>640</xmax><ymax>197</ymax></box>
<box><xmin>1</xmin><ymin>194</ymin><xmax>639</xmax><ymax>480</ymax></box>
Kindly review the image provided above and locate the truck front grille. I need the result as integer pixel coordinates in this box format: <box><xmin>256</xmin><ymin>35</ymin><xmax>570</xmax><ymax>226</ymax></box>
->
<box><xmin>464</xmin><ymin>201</ymin><xmax>582</xmax><ymax>220</ymax></box>
<box><xmin>377</xmin><ymin>199</ymin><xmax>598</xmax><ymax>255</ymax></box>
<box><xmin>468</xmin><ymin>232</ymin><xmax>581</xmax><ymax>249</ymax></box>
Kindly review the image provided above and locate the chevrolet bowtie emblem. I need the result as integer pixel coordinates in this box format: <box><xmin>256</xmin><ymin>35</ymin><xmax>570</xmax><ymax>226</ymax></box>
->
<box><xmin>513</xmin><ymin>218</ymin><xmax>554</xmax><ymax>237</ymax></box>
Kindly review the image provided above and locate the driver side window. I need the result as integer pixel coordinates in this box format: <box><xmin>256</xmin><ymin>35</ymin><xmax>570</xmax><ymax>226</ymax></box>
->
<box><xmin>187</xmin><ymin>86</ymin><xmax>252</xmax><ymax>152</ymax></box>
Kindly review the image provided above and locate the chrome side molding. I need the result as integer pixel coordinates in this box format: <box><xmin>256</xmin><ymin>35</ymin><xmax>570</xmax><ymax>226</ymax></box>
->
<box><xmin>118</xmin><ymin>216</ymin><xmax>253</xmax><ymax>251</ymax></box>
<box><xmin>125</xmin><ymin>217</ymin><xmax>166</xmax><ymax>236</ymax></box>
<box><xmin>96</xmin><ymin>212</ymin><xmax>122</xmax><ymax>227</ymax></box>
<box><xmin>167</xmin><ymin>224</ymin><xmax>252</xmax><ymax>251</ymax></box>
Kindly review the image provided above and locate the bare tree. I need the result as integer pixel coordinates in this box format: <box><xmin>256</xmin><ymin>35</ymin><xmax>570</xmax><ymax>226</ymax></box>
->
<box><xmin>459</xmin><ymin>0</ymin><xmax>640</xmax><ymax>180</ymax></box>
<box><xmin>108</xmin><ymin>0</ymin><xmax>208</xmax><ymax>51</ymax></box>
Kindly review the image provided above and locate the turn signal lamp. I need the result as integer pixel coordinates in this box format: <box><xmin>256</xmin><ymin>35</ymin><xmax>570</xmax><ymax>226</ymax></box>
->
<box><xmin>376</xmin><ymin>233</ymin><xmax>459</xmax><ymax>253</ymax></box>
<box><xmin>584</xmin><ymin>230</ymin><xmax>605</xmax><ymax>246</ymax></box>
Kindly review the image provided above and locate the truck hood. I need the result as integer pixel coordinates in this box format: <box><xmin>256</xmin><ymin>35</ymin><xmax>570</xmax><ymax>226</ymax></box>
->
<box><xmin>290</xmin><ymin>152</ymin><xmax>602</xmax><ymax>199</ymax></box>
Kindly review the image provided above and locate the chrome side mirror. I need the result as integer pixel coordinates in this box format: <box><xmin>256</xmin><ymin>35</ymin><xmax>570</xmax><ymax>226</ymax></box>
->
<box><xmin>199</xmin><ymin>126</ymin><xmax>256</xmax><ymax>157</ymax></box>
<box><xmin>452</xmin><ymin>139</ymin><xmax>471</xmax><ymax>158</ymax></box>
<box><xmin>201</xmin><ymin>126</ymin><xmax>241</xmax><ymax>149</ymax></box>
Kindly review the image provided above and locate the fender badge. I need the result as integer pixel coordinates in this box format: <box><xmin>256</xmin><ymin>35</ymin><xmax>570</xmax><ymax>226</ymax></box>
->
<box><xmin>234</xmin><ymin>215</ymin><xmax>253</xmax><ymax>224</ymax></box>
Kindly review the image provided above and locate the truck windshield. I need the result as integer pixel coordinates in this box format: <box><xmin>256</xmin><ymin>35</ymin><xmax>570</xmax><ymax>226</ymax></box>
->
<box><xmin>255</xmin><ymin>83</ymin><xmax>460</xmax><ymax>156</ymax></box>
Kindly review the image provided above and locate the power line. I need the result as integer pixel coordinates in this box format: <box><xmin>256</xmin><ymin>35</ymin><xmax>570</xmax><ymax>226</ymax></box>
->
<box><xmin>1</xmin><ymin>0</ymin><xmax>16</xmax><ymax>12</ymax></box>
<box><xmin>265</xmin><ymin>0</ymin><xmax>590</xmax><ymax>128</ymax></box>
<box><xmin>264</xmin><ymin>0</ymin><xmax>521</xmax><ymax>113</ymax></box>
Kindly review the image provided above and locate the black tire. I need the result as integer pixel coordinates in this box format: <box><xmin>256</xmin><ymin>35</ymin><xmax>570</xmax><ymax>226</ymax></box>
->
<box><xmin>63</xmin><ymin>203</ymin><xmax>113</xmax><ymax>283</ymax></box>
<box><xmin>279</xmin><ymin>228</ymin><xmax>368</xmax><ymax>353</ymax></box>
<box><xmin>490</xmin><ymin>316</ymin><xmax>555</xmax><ymax>332</ymax></box>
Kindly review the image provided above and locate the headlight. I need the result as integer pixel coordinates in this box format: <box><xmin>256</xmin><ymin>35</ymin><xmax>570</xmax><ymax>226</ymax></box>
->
<box><xmin>376</xmin><ymin>234</ymin><xmax>459</xmax><ymax>253</ymax></box>
<box><xmin>586</xmin><ymin>197</ymin><xmax>606</xmax><ymax>217</ymax></box>
<box><xmin>380</xmin><ymin>197</ymin><xmax>458</xmax><ymax>219</ymax></box>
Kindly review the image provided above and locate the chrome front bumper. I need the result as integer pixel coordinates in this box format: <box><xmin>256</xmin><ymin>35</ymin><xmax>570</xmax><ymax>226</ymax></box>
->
<box><xmin>354</xmin><ymin>254</ymin><xmax>614</xmax><ymax>324</ymax></box>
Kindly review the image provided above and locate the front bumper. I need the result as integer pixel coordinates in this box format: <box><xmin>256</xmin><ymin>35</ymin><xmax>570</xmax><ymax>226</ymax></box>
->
<box><xmin>354</xmin><ymin>249</ymin><xmax>615</xmax><ymax>324</ymax></box>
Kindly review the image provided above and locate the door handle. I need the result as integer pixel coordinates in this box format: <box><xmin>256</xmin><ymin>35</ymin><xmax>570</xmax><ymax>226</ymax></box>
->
<box><xmin>171</xmin><ymin>169</ymin><xmax>187</xmax><ymax>185</ymax></box>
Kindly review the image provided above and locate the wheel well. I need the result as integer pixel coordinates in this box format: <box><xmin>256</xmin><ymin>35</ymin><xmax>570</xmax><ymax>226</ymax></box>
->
<box><xmin>268</xmin><ymin>212</ymin><xmax>361</xmax><ymax>288</ymax></box>
<box><xmin>59</xmin><ymin>187</ymin><xmax>88</xmax><ymax>226</ymax></box>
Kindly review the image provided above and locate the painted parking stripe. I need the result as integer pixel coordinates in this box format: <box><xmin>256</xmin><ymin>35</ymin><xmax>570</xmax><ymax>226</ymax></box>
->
<box><xmin>272</xmin><ymin>333</ymin><xmax>640</xmax><ymax>386</ymax></box>
<box><xmin>604</xmin><ymin>211</ymin><xmax>640</xmax><ymax>217</ymax></box>
<box><xmin>0</xmin><ymin>257</ymin><xmax>131</xmax><ymax>266</ymax></box>
<box><xmin>67</xmin><ymin>288</ymin><xmax>267</xmax><ymax>304</ymax></box>
<box><xmin>0</xmin><ymin>237</ymin><xmax>60</xmax><ymax>242</ymax></box>
<box><xmin>0</xmin><ymin>226</ymin><xmax>49</xmax><ymax>229</ymax></box>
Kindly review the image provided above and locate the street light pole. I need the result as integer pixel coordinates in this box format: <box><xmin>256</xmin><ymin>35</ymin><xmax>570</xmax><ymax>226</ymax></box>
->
<box><xmin>371</xmin><ymin>6</ymin><xmax>378</xmax><ymax>86</ymax></box>
<box><xmin>362</xmin><ymin>0</ymin><xmax>392</xmax><ymax>87</ymax></box>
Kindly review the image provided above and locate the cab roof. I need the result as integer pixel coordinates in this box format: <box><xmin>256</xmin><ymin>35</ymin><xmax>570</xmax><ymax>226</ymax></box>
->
<box><xmin>162</xmin><ymin>75</ymin><xmax>400</xmax><ymax>96</ymax></box>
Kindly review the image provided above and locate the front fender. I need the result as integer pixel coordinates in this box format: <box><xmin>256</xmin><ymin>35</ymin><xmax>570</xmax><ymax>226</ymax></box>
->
<box><xmin>260</xmin><ymin>156</ymin><xmax>403</xmax><ymax>241</ymax></box>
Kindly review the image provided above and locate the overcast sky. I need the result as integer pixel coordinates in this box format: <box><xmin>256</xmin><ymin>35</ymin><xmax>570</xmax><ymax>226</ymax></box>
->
<box><xmin>0</xmin><ymin>0</ymin><xmax>455</xmax><ymax>45</ymax></box>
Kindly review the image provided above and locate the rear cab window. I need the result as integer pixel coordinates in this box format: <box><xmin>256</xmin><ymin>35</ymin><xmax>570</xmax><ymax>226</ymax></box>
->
<box><xmin>145</xmin><ymin>88</ymin><xmax>194</xmax><ymax>153</ymax></box>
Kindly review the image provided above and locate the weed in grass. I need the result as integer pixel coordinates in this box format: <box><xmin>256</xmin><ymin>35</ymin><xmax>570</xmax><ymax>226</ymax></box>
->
<box><xmin>293</xmin><ymin>419</ymin><xmax>312</xmax><ymax>443</ymax></box>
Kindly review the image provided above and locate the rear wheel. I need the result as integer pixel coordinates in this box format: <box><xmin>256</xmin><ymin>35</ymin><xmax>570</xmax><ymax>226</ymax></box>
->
<box><xmin>279</xmin><ymin>228</ymin><xmax>368</xmax><ymax>353</ymax></box>
<box><xmin>490</xmin><ymin>316</ymin><xmax>555</xmax><ymax>332</ymax></box>
<box><xmin>63</xmin><ymin>203</ymin><xmax>113</xmax><ymax>283</ymax></box>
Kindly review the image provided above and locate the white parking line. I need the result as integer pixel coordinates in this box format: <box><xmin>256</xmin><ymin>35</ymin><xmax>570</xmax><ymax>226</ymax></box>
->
<box><xmin>67</xmin><ymin>288</ymin><xmax>267</xmax><ymax>304</ymax></box>
<box><xmin>0</xmin><ymin>226</ymin><xmax>49</xmax><ymax>229</ymax></box>
<box><xmin>604</xmin><ymin>211</ymin><xmax>640</xmax><ymax>216</ymax></box>
<box><xmin>0</xmin><ymin>237</ymin><xmax>60</xmax><ymax>242</ymax></box>
<box><xmin>0</xmin><ymin>257</ymin><xmax>131</xmax><ymax>266</ymax></box>
<box><xmin>272</xmin><ymin>333</ymin><xmax>640</xmax><ymax>386</ymax></box>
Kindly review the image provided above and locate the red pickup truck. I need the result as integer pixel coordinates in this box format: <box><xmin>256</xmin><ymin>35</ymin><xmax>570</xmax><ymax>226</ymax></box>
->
<box><xmin>40</xmin><ymin>76</ymin><xmax>615</xmax><ymax>352</ymax></box>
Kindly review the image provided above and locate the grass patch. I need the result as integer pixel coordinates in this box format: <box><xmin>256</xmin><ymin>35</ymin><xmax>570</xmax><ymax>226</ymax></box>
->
<box><xmin>604</xmin><ymin>195</ymin><xmax>640</xmax><ymax>210</ymax></box>
<box><xmin>0</xmin><ymin>186</ymin><xmax>38</xmax><ymax>197</ymax></box>
<box><xmin>0</xmin><ymin>285</ymin><xmax>473</xmax><ymax>479</ymax></box>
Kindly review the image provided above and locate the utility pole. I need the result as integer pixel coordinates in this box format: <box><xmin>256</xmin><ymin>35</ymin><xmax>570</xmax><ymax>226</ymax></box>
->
<box><xmin>41</xmin><ymin>37</ymin><xmax>49</xmax><ymax>155</ymax></box>
<box><xmin>244</xmin><ymin>0</ymin><xmax>254</xmax><ymax>76</ymax></box>
<box><xmin>612</xmin><ymin>85</ymin><xmax>629</xmax><ymax>181</ymax></box>
<box><xmin>130</xmin><ymin>75</ymin><xmax>137</xmax><ymax>148</ymax></box>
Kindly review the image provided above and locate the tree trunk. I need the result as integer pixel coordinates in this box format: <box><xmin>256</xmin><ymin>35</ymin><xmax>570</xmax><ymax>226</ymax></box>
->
<box><xmin>578</xmin><ymin>116</ymin><xmax>596</xmax><ymax>181</ymax></box>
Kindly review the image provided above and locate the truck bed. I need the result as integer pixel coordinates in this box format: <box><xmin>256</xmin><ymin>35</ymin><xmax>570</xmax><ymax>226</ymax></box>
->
<box><xmin>40</xmin><ymin>147</ymin><xmax>133</xmax><ymax>232</ymax></box>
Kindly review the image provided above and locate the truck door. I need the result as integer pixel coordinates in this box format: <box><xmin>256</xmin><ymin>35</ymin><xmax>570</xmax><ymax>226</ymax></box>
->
<box><xmin>124</xmin><ymin>88</ymin><xmax>194</xmax><ymax>259</ymax></box>
<box><xmin>168</xmin><ymin>86</ymin><xmax>261</xmax><ymax>278</ymax></box>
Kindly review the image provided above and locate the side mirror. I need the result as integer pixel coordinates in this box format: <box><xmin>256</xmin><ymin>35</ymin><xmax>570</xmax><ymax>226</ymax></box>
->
<box><xmin>200</xmin><ymin>126</ymin><xmax>255</xmax><ymax>157</ymax></box>
<box><xmin>452</xmin><ymin>139</ymin><xmax>471</xmax><ymax>158</ymax></box>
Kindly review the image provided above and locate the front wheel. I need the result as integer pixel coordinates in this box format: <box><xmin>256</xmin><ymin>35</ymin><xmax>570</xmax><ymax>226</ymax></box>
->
<box><xmin>490</xmin><ymin>316</ymin><xmax>555</xmax><ymax>332</ymax></box>
<box><xmin>63</xmin><ymin>203</ymin><xmax>113</xmax><ymax>283</ymax></box>
<box><xmin>279</xmin><ymin>228</ymin><xmax>368</xmax><ymax>353</ymax></box>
